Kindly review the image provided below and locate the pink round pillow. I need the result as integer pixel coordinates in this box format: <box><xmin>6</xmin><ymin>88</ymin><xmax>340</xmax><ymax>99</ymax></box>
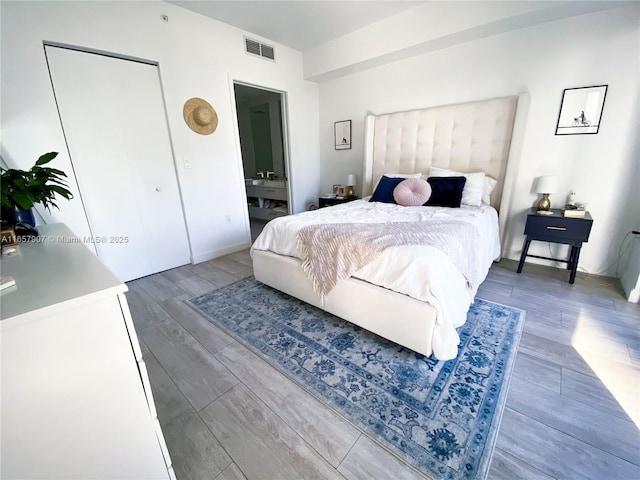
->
<box><xmin>393</xmin><ymin>178</ymin><xmax>432</xmax><ymax>206</ymax></box>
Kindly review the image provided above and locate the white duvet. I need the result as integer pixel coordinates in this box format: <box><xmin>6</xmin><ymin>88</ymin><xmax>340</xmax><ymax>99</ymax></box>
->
<box><xmin>251</xmin><ymin>199</ymin><xmax>501</xmax><ymax>358</ymax></box>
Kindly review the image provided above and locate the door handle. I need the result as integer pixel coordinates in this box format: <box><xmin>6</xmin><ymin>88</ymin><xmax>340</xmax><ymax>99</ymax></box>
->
<box><xmin>155</xmin><ymin>187</ymin><xmax>161</xmax><ymax>192</ymax></box>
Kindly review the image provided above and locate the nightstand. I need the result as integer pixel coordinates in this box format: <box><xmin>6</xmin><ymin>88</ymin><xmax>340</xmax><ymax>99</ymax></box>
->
<box><xmin>318</xmin><ymin>196</ymin><xmax>358</xmax><ymax>208</ymax></box>
<box><xmin>517</xmin><ymin>208</ymin><xmax>593</xmax><ymax>284</ymax></box>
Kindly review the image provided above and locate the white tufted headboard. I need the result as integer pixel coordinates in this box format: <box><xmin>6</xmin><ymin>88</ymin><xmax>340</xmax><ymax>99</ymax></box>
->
<box><xmin>363</xmin><ymin>93</ymin><xmax>529</xmax><ymax>254</ymax></box>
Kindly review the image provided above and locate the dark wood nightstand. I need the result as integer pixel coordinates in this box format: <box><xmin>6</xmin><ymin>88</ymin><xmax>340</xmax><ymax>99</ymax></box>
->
<box><xmin>318</xmin><ymin>196</ymin><xmax>358</xmax><ymax>208</ymax></box>
<box><xmin>517</xmin><ymin>208</ymin><xmax>593</xmax><ymax>284</ymax></box>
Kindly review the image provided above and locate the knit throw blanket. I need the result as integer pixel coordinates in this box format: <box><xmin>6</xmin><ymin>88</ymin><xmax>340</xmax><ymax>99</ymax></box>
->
<box><xmin>297</xmin><ymin>221</ymin><xmax>481</xmax><ymax>299</ymax></box>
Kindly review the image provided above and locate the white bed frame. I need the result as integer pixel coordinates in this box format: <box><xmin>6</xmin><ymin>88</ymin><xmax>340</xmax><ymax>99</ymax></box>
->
<box><xmin>253</xmin><ymin>93</ymin><xmax>529</xmax><ymax>357</ymax></box>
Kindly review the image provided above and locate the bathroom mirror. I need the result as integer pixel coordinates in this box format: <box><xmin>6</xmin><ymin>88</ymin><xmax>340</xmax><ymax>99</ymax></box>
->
<box><xmin>234</xmin><ymin>84</ymin><xmax>286</xmax><ymax>180</ymax></box>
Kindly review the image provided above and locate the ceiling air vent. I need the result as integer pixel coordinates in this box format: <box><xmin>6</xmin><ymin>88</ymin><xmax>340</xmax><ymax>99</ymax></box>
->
<box><xmin>244</xmin><ymin>37</ymin><xmax>275</xmax><ymax>62</ymax></box>
<box><xmin>260</xmin><ymin>44</ymin><xmax>275</xmax><ymax>60</ymax></box>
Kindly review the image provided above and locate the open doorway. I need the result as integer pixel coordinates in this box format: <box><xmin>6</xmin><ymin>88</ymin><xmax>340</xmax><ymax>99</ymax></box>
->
<box><xmin>233</xmin><ymin>83</ymin><xmax>290</xmax><ymax>242</ymax></box>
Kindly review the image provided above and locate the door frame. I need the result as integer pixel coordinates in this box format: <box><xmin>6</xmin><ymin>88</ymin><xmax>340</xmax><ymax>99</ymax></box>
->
<box><xmin>228</xmin><ymin>77</ymin><xmax>293</xmax><ymax>242</ymax></box>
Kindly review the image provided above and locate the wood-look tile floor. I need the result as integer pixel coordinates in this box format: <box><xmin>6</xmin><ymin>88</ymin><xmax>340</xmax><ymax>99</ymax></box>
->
<box><xmin>126</xmin><ymin>252</ymin><xmax>640</xmax><ymax>480</ymax></box>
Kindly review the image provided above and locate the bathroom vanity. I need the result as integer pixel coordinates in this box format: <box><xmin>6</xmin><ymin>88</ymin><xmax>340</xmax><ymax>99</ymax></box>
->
<box><xmin>245</xmin><ymin>179</ymin><xmax>289</xmax><ymax>221</ymax></box>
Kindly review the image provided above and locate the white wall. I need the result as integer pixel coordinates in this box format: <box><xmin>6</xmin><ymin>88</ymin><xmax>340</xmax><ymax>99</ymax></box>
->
<box><xmin>317</xmin><ymin>4</ymin><xmax>639</xmax><ymax>277</ymax></box>
<box><xmin>304</xmin><ymin>1</ymin><xmax>623</xmax><ymax>82</ymax></box>
<box><xmin>1</xmin><ymin>1</ymin><xmax>319</xmax><ymax>264</ymax></box>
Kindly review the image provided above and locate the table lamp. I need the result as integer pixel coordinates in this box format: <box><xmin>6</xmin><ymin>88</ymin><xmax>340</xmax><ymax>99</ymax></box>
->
<box><xmin>345</xmin><ymin>174</ymin><xmax>356</xmax><ymax>197</ymax></box>
<box><xmin>535</xmin><ymin>175</ymin><xmax>558</xmax><ymax>213</ymax></box>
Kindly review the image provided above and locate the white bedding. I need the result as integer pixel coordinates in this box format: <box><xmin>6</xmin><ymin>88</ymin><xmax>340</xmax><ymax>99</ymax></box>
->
<box><xmin>251</xmin><ymin>199</ymin><xmax>501</xmax><ymax>358</ymax></box>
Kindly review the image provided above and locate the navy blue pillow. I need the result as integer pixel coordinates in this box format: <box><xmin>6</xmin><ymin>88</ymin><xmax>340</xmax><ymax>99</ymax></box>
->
<box><xmin>425</xmin><ymin>176</ymin><xmax>467</xmax><ymax>207</ymax></box>
<box><xmin>369</xmin><ymin>176</ymin><xmax>405</xmax><ymax>203</ymax></box>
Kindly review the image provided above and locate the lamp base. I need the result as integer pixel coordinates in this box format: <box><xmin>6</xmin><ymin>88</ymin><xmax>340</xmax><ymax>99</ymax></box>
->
<box><xmin>536</xmin><ymin>193</ymin><xmax>551</xmax><ymax>211</ymax></box>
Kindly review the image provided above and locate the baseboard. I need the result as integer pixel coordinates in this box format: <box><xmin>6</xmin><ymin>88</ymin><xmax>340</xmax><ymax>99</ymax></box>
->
<box><xmin>191</xmin><ymin>241</ymin><xmax>251</xmax><ymax>265</ymax></box>
<box><xmin>621</xmin><ymin>275</ymin><xmax>640</xmax><ymax>303</ymax></box>
<box><xmin>626</xmin><ymin>288</ymin><xmax>640</xmax><ymax>304</ymax></box>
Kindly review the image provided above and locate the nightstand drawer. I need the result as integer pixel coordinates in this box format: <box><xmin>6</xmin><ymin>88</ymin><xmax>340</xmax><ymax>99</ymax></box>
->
<box><xmin>518</xmin><ymin>208</ymin><xmax>593</xmax><ymax>284</ymax></box>
<box><xmin>524</xmin><ymin>214</ymin><xmax>592</xmax><ymax>242</ymax></box>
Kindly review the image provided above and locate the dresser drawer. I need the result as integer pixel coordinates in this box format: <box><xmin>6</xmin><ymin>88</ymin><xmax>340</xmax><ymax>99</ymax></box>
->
<box><xmin>524</xmin><ymin>214</ymin><xmax>592</xmax><ymax>242</ymax></box>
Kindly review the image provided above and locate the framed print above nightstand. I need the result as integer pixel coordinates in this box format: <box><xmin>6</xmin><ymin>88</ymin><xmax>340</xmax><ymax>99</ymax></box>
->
<box><xmin>555</xmin><ymin>85</ymin><xmax>607</xmax><ymax>135</ymax></box>
<box><xmin>334</xmin><ymin>120</ymin><xmax>351</xmax><ymax>149</ymax></box>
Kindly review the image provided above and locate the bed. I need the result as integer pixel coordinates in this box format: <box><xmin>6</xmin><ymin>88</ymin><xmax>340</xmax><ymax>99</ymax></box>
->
<box><xmin>251</xmin><ymin>94</ymin><xmax>529</xmax><ymax>360</ymax></box>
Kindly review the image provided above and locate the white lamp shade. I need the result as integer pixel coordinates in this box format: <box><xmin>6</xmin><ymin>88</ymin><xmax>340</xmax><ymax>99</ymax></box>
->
<box><xmin>535</xmin><ymin>175</ymin><xmax>558</xmax><ymax>194</ymax></box>
<box><xmin>346</xmin><ymin>174</ymin><xmax>357</xmax><ymax>186</ymax></box>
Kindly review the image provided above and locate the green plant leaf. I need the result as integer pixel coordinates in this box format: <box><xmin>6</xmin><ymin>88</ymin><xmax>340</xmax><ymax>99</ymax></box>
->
<box><xmin>50</xmin><ymin>185</ymin><xmax>74</xmax><ymax>199</ymax></box>
<box><xmin>40</xmin><ymin>167</ymin><xmax>67</xmax><ymax>177</ymax></box>
<box><xmin>35</xmin><ymin>152</ymin><xmax>58</xmax><ymax>166</ymax></box>
<box><xmin>1</xmin><ymin>151</ymin><xmax>72</xmax><ymax>212</ymax></box>
<box><xmin>11</xmin><ymin>191</ymin><xmax>35</xmax><ymax>210</ymax></box>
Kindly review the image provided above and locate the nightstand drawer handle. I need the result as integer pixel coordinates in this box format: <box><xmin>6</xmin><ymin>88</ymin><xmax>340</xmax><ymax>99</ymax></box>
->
<box><xmin>546</xmin><ymin>226</ymin><xmax>567</xmax><ymax>231</ymax></box>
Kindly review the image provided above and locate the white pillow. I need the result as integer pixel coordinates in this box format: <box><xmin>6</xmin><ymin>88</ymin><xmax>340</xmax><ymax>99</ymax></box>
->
<box><xmin>428</xmin><ymin>167</ymin><xmax>485</xmax><ymax>207</ymax></box>
<box><xmin>483</xmin><ymin>176</ymin><xmax>498</xmax><ymax>205</ymax></box>
<box><xmin>373</xmin><ymin>172</ymin><xmax>421</xmax><ymax>191</ymax></box>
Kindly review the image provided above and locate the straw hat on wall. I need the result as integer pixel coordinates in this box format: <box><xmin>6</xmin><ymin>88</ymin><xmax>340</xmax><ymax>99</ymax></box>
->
<box><xmin>183</xmin><ymin>97</ymin><xmax>218</xmax><ymax>135</ymax></box>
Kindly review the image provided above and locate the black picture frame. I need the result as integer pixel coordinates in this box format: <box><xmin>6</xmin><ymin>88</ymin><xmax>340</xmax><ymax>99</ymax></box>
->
<box><xmin>334</xmin><ymin>120</ymin><xmax>351</xmax><ymax>150</ymax></box>
<box><xmin>555</xmin><ymin>85</ymin><xmax>608</xmax><ymax>135</ymax></box>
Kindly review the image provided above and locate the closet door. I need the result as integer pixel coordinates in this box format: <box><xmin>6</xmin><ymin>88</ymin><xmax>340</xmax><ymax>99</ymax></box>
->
<box><xmin>46</xmin><ymin>46</ymin><xmax>190</xmax><ymax>281</ymax></box>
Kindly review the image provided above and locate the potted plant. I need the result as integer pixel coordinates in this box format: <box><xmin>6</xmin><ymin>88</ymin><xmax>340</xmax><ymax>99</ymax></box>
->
<box><xmin>1</xmin><ymin>152</ymin><xmax>74</xmax><ymax>226</ymax></box>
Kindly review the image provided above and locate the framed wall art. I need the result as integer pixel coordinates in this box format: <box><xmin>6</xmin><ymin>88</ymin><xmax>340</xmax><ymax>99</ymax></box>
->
<box><xmin>555</xmin><ymin>85</ymin><xmax>608</xmax><ymax>135</ymax></box>
<box><xmin>334</xmin><ymin>120</ymin><xmax>351</xmax><ymax>149</ymax></box>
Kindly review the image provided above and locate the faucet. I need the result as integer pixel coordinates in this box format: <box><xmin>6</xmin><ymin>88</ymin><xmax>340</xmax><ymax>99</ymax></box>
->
<box><xmin>256</xmin><ymin>171</ymin><xmax>265</xmax><ymax>178</ymax></box>
<box><xmin>266</xmin><ymin>171</ymin><xmax>275</xmax><ymax>179</ymax></box>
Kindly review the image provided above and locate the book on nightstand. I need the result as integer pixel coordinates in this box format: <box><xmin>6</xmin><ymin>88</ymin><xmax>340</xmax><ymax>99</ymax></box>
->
<box><xmin>563</xmin><ymin>208</ymin><xmax>586</xmax><ymax>218</ymax></box>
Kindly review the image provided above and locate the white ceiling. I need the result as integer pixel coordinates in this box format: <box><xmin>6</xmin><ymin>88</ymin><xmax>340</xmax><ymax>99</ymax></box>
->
<box><xmin>167</xmin><ymin>1</ymin><xmax>425</xmax><ymax>52</ymax></box>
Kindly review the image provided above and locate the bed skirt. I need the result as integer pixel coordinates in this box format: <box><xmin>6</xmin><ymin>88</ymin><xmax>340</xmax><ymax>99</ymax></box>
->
<box><xmin>252</xmin><ymin>249</ymin><xmax>438</xmax><ymax>357</ymax></box>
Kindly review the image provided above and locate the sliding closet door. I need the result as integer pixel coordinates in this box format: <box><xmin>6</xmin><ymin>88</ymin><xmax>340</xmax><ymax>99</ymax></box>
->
<box><xmin>46</xmin><ymin>46</ymin><xmax>190</xmax><ymax>281</ymax></box>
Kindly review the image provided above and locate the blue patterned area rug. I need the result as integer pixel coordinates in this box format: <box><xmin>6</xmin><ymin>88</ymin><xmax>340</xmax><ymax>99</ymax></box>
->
<box><xmin>188</xmin><ymin>277</ymin><xmax>524</xmax><ymax>479</ymax></box>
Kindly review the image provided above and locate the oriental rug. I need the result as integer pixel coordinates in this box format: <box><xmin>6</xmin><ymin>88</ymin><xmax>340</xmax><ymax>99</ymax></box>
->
<box><xmin>189</xmin><ymin>277</ymin><xmax>524</xmax><ymax>479</ymax></box>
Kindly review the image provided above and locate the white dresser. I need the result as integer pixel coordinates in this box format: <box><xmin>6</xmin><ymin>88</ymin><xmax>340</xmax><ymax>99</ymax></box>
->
<box><xmin>1</xmin><ymin>223</ymin><xmax>174</xmax><ymax>479</ymax></box>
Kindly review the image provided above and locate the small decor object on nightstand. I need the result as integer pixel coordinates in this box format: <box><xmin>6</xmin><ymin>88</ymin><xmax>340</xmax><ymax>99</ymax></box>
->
<box><xmin>345</xmin><ymin>173</ymin><xmax>357</xmax><ymax>197</ymax></box>
<box><xmin>336</xmin><ymin>186</ymin><xmax>349</xmax><ymax>197</ymax></box>
<box><xmin>563</xmin><ymin>192</ymin><xmax>586</xmax><ymax>217</ymax></box>
<box><xmin>535</xmin><ymin>175</ymin><xmax>558</xmax><ymax>214</ymax></box>
<box><xmin>563</xmin><ymin>206</ymin><xmax>586</xmax><ymax>218</ymax></box>
<box><xmin>565</xmin><ymin>191</ymin><xmax>576</xmax><ymax>207</ymax></box>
